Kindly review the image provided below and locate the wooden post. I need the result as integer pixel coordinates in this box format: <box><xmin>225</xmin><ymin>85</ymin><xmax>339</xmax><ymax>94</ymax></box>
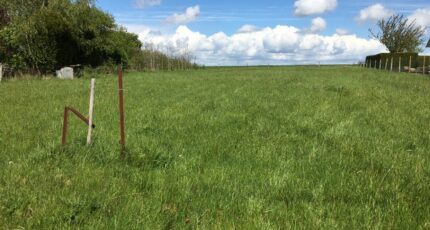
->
<box><xmin>61</xmin><ymin>108</ymin><xmax>69</xmax><ymax>148</ymax></box>
<box><xmin>374</xmin><ymin>60</ymin><xmax>377</xmax><ymax>69</ymax></box>
<box><xmin>409</xmin><ymin>56</ymin><xmax>412</xmax><ymax>73</ymax></box>
<box><xmin>0</xmin><ymin>63</ymin><xmax>2</xmax><ymax>82</ymax></box>
<box><xmin>385</xmin><ymin>59</ymin><xmax>388</xmax><ymax>71</ymax></box>
<box><xmin>61</xmin><ymin>107</ymin><xmax>96</xmax><ymax>148</ymax></box>
<box><xmin>390</xmin><ymin>57</ymin><xmax>393</xmax><ymax>72</ymax></box>
<box><xmin>379</xmin><ymin>58</ymin><xmax>382</xmax><ymax>70</ymax></box>
<box><xmin>399</xmin><ymin>57</ymin><xmax>402</xmax><ymax>72</ymax></box>
<box><xmin>86</xmin><ymin>79</ymin><xmax>96</xmax><ymax>145</ymax></box>
<box><xmin>423</xmin><ymin>56</ymin><xmax>426</xmax><ymax>75</ymax></box>
<box><xmin>118</xmin><ymin>65</ymin><xmax>126</xmax><ymax>159</ymax></box>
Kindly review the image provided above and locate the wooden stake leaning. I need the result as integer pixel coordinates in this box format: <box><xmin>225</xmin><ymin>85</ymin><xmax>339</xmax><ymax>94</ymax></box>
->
<box><xmin>87</xmin><ymin>79</ymin><xmax>96</xmax><ymax>145</ymax></box>
<box><xmin>61</xmin><ymin>107</ymin><xmax>95</xmax><ymax>148</ymax></box>
<box><xmin>61</xmin><ymin>79</ymin><xmax>96</xmax><ymax>148</ymax></box>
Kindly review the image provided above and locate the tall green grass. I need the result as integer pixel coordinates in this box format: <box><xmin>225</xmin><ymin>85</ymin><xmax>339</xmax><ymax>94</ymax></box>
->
<box><xmin>0</xmin><ymin>66</ymin><xmax>429</xmax><ymax>228</ymax></box>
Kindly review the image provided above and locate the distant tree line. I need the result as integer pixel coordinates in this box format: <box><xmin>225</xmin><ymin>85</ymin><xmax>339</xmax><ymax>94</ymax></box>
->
<box><xmin>130</xmin><ymin>44</ymin><xmax>199</xmax><ymax>72</ymax></box>
<box><xmin>0</xmin><ymin>0</ymin><xmax>196</xmax><ymax>76</ymax></box>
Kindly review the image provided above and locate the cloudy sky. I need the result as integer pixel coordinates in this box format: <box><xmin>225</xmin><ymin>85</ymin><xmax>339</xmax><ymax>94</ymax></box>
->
<box><xmin>96</xmin><ymin>0</ymin><xmax>430</xmax><ymax>66</ymax></box>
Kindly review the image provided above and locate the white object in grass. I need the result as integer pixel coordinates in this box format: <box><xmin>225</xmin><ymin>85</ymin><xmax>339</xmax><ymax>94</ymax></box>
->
<box><xmin>87</xmin><ymin>78</ymin><xmax>96</xmax><ymax>145</ymax></box>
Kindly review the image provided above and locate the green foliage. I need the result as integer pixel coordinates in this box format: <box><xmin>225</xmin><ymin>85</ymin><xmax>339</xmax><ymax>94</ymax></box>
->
<box><xmin>0</xmin><ymin>0</ymin><xmax>142</xmax><ymax>73</ymax></box>
<box><xmin>370</xmin><ymin>14</ymin><xmax>426</xmax><ymax>53</ymax></box>
<box><xmin>129</xmin><ymin>49</ymin><xmax>198</xmax><ymax>72</ymax></box>
<box><xmin>0</xmin><ymin>67</ymin><xmax>429</xmax><ymax>228</ymax></box>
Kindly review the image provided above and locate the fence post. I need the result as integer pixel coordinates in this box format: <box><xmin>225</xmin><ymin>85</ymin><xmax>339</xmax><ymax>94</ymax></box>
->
<box><xmin>399</xmin><ymin>57</ymin><xmax>402</xmax><ymax>72</ymax></box>
<box><xmin>385</xmin><ymin>59</ymin><xmax>388</xmax><ymax>71</ymax></box>
<box><xmin>374</xmin><ymin>60</ymin><xmax>377</xmax><ymax>69</ymax></box>
<box><xmin>424</xmin><ymin>56</ymin><xmax>426</xmax><ymax>75</ymax></box>
<box><xmin>379</xmin><ymin>58</ymin><xmax>382</xmax><ymax>70</ymax></box>
<box><xmin>118</xmin><ymin>65</ymin><xmax>126</xmax><ymax>159</ymax></box>
<box><xmin>86</xmin><ymin>79</ymin><xmax>96</xmax><ymax>145</ymax></box>
<box><xmin>409</xmin><ymin>56</ymin><xmax>412</xmax><ymax>73</ymax></box>
<box><xmin>0</xmin><ymin>63</ymin><xmax>2</xmax><ymax>82</ymax></box>
<box><xmin>61</xmin><ymin>108</ymin><xmax>69</xmax><ymax>147</ymax></box>
<box><xmin>390</xmin><ymin>57</ymin><xmax>393</xmax><ymax>72</ymax></box>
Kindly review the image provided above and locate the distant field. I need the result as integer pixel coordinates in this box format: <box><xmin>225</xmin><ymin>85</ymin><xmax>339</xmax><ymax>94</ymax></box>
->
<box><xmin>0</xmin><ymin>66</ymin><xmax>429</xmax><ymax>228</ymax></box>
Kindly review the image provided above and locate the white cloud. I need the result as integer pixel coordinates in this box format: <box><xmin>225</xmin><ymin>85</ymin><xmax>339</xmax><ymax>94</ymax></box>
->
<box><xmin>294</xmin><ymin>0</ymin><xmax>337</xmax><ymax>16</ymax></box>
<box><xmin>165</xmin><ymin>5</ymin><xmax>200</xmax><ymax>25</ymax></box>
<box><xmin>123</xmin><ymin>24</ymin><xmax>153</xmax><ymax>35</ymax></box>
<box><xmin>136</xmin><ymin>25</ymin><xmax>386</xmax><ymax>65</ymax></box>
<box><xmin>135</xmin><ymin>0</ymin><xmax>161</xmax><ymax>9</ymax></box>
<box><xmin>237</xmin><ymin>25</ymin><xmax>261</xmax><ymax>33</ymax></box>
<box><xmin>335</xmin><ymin>29</ymin><xmax>350</xmax><ymax>35</ymax></box>
<box><xmin>356</xmin><ymin>4</ymin><xmax>394</xmax><ymax>23</ymax></box>
<box><xmin>408</xmin><ymin>8</ymin><xmax>430</xmax><ymax>29</ymax></box>
<box><xmin>309</xmin><ymin>17</ymin><xmax>327</xmax><ymax>33</ymax></box>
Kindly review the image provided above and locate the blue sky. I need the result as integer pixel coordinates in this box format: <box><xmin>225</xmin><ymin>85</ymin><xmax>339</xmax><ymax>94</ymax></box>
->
<box><xmin>96</xmin><ymin>0</ymin><xmax>430</xmax><ymax>65</ymax></box>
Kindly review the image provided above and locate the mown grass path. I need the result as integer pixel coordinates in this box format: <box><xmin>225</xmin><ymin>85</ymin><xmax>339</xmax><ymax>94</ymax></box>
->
<box><xmin>0</xmin><ymin>66</ymin><xmax>429</xmax><ymax>228</ymax></box>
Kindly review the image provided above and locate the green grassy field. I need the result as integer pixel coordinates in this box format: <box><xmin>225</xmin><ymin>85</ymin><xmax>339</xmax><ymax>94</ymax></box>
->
<box><xmin>1</xmin><ymin>66</ymin><xmax>429</xmax><ymax>229</ymax></box>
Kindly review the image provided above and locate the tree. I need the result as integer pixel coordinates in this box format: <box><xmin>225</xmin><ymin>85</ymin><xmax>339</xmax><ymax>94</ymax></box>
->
<box><xmin>370</xmin><ymin>14</ymin><xmax>426</xmax><ymax>53</ymax></box>
<box><xmin>0</xmin><ymin>0</ymin><xmax>142</xmax><ymax>73</ymax></box>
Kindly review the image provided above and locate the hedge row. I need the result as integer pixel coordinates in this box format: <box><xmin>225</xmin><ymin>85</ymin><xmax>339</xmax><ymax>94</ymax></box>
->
<box><xmin>365</xmin><ymin>53</ymin><xmax>430</xmax><ymax>70</ymax></box>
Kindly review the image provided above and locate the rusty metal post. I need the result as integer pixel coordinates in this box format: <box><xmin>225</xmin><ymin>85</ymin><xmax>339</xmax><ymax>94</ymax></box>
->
<box><xmin>61</xmin><ymin>107</ymin><xmax>69</xmax><ymax>148</ymax></box>
<box><xmin>61</xmin><ymin>107</ymin><xmax>95</xmax><ymax>148</ymax></box>
<box><xmin>118</xmin><ymin>65</ymin><xmax>126</xmax><ymax>159</ymax></box>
